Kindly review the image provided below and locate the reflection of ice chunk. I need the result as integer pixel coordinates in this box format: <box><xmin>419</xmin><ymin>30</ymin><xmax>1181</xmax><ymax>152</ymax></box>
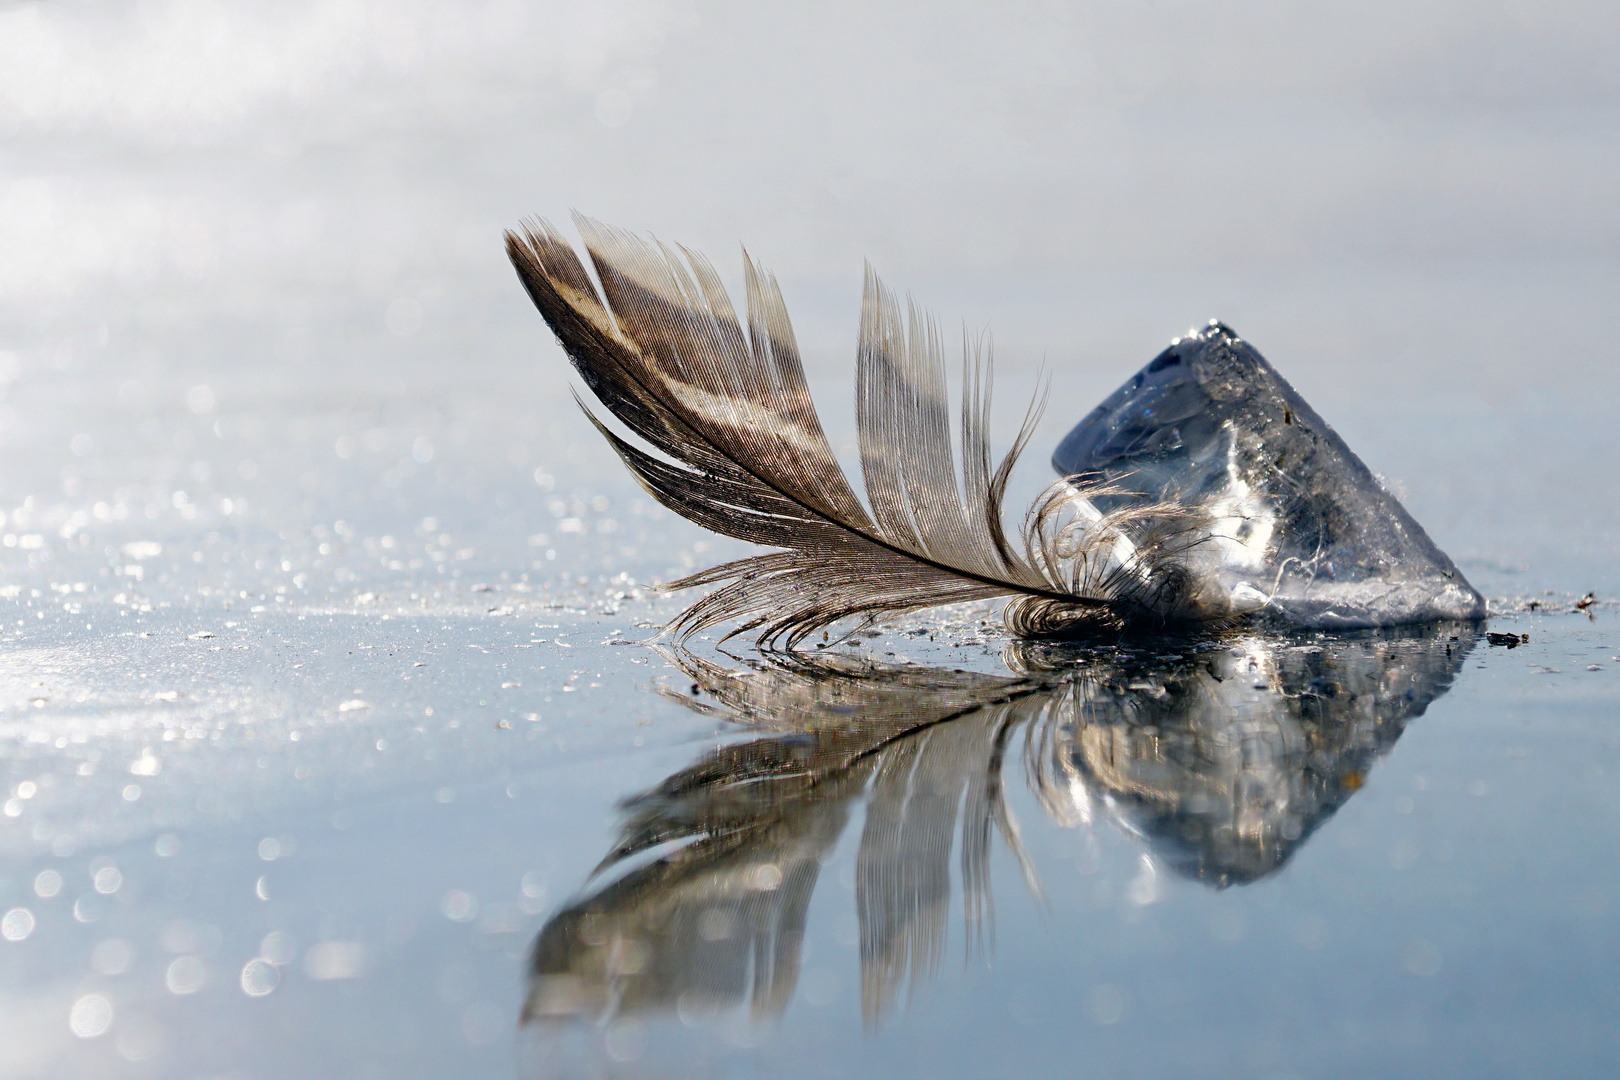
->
<box><xmin>1021</xmin><ymin>623</ymin><xmax>1478</xmax><ymax>885</ymax></box>
<box><xmin>1052</xmin><ymin>321</ymin><xmax>1485</xmax><ymax>629</ymax></box>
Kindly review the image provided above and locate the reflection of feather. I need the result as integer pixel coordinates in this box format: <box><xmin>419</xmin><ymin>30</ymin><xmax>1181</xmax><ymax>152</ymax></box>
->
<box><xmin>530</xmin><ymin>649</ymin><xmax>1048</xmax><ymax>1027</ymax></box>
<box><xmin>506</xmin><ymin>217</ymin><xmax>1209</xmax><ymax>646</ymax></box>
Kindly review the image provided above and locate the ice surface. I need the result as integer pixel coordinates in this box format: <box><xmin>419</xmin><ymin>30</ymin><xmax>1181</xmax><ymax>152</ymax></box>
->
<box><xmin>1052</xmin><ymin>322</ymin><xmax>1487</xmax><ymax>629</ymax></box>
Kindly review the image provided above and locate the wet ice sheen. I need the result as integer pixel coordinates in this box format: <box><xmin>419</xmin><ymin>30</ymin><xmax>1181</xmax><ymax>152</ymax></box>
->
<box><xmin>0</xmin><ymin>480</ymin><xmax>1612</xmax><ymax>1080</ymax></box>
<box><xmin>1054</xmin><ymin>322</ymin><xmax>1486</xmax><ymax>629</ymax></box>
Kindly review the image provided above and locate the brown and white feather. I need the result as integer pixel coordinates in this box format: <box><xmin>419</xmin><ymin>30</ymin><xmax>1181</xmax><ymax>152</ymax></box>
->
<box><xmin>506</xmin><ymin>216</ymin><xmax>1207</xmax><ymax>646</ymax></box>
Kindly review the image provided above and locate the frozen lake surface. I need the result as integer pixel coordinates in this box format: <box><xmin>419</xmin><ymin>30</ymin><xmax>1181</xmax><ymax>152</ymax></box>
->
<box><xmin>2</xmin><ymin>1</ymin><xmax>1618</xmax><ymax>1076</ymax></box>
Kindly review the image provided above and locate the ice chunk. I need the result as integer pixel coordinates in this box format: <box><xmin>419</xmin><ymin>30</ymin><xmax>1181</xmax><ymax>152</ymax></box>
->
<box><xmin>1052</xmin><ymin>321</ymin><xmax>1485</xmax><ymax>628</ymax></box>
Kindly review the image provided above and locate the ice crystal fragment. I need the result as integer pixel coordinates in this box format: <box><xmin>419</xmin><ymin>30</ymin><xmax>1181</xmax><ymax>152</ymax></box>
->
<box><xmin>1052</xmin><ymin>322</ymin><xmax>1485</xmax><ymax>628</ymax></box>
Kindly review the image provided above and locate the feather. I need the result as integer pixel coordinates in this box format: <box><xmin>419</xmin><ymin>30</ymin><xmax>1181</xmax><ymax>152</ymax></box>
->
<box><xmin>505</xmin><ymin>216</ymin><xmax>1210</xmax><ymax>646</ymax></box>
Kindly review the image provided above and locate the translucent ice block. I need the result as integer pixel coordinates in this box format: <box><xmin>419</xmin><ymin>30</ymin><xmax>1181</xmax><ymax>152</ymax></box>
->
<box><xmin>1051</xmin><ymin>321</ymin><xmax>1486</xmax><ymax>628</ymax></box>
